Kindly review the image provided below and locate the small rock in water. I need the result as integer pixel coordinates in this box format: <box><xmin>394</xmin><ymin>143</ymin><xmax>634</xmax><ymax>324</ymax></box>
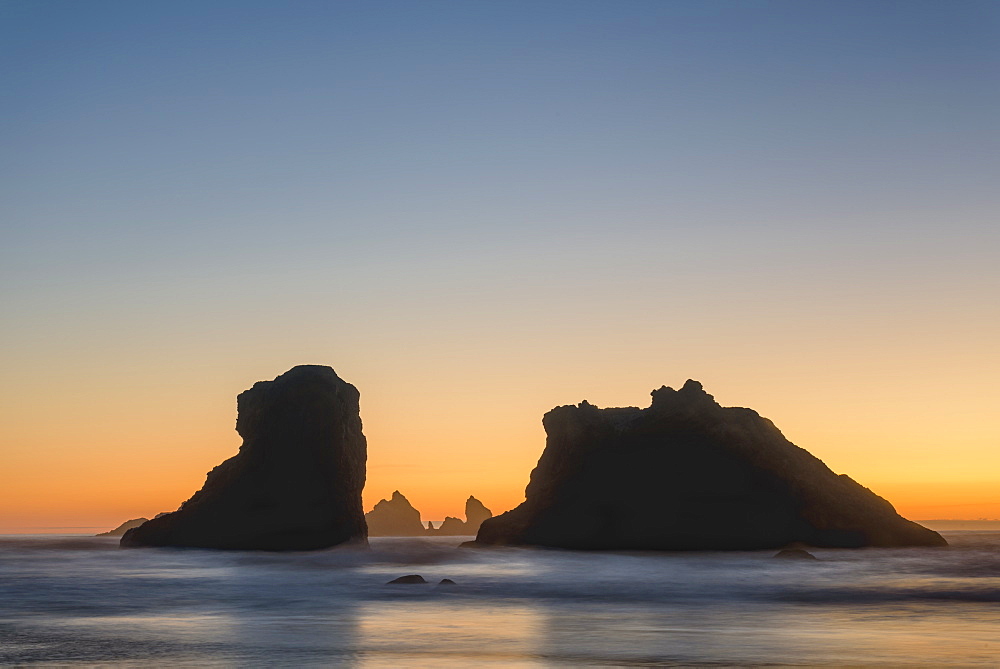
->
<box><xmin>386</xmin><ymin>575</ymin><xmax>427</xmax><ymax>584</ymax></box>
<box><xmin>774</xmin><ymin>548</ymin><xmax>818</xmax><ymax>560</ymax></box>
<box><xmin>437</xmin><ymin>578</ymin><xmax>457</xmax><ymax>586</ymax></box>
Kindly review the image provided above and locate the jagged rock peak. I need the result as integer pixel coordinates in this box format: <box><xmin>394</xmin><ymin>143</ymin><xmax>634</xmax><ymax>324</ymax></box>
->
<box><xmin>464</xmin><ymin>496</ymin><xmax>493</xmax><ymax>532</ymax></box>
<box><xmin>649</xmin><ymin>379</ymin><xmax>717</xmax><ymax>410</ymax></box>
<box><xmin>121</xmin><ymin>365</ymin><xmax>367</xmax><ymax>550</ymax></box>
<box><xmin>366</xmin><ymin>490</ymin><xmax>426</xmax><ymax>536</ymax></box>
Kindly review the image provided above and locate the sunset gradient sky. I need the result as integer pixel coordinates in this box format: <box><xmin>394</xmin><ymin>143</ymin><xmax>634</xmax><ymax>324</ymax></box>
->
<box><xmin>2</xmin><ymin>1</ymin><xmax>998</xmax><ymax>531</ymax></box>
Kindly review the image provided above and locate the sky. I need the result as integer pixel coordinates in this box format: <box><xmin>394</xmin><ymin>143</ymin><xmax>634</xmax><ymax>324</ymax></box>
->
<box><xmin>1</xmin><ymin>0</ymin><xmax>998</xmax><ymax>532</ymax></box>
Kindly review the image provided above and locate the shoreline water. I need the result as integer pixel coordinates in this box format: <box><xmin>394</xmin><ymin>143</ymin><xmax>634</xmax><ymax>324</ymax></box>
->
<box><xmin>1</xmin><ymin>531</ymin><xmax>998</xmax><ymax>666</ymax></box>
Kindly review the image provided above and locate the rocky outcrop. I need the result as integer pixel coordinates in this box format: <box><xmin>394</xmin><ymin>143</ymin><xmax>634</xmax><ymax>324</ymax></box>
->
<box><xmin>434</xmin><ymin>516</ymin><xmax>468</xmax><ymax>535</ymax></box>
<box><xmin>97</xmin><ymin>518</ymin><xmax>148</xmax><ymax>537</ymax></box>
<box><xmin>464</xmin><ymin>496</ymin><xmax>493</xmax><ymax>533</ymax></box>
<box><xmin>425</xmin><ymin>497</ymin><xmax>494</xmax><ymax>535</ymax></box>
<box><xmin>365</xmin><ymin>491</ymin><xmax>426</xmax><ymax>536</ymax></box>
<box><xmin>473</xmin><ymin>380</ymin><xmax>946</xmax><ymax>551</ymax></box>
<box><xmin>121</xmin><ymin>365</ymin><xmax>367</xmax><ymax>550</ymax></box>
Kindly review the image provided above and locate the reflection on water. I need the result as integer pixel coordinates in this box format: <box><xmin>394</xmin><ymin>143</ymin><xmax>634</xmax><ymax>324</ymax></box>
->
<box><xmin>0</xmin><ymin>533</ymin><xmax>998</xmax><ymax>666</ymax></box>
<box><xmin>358</xmin><ymin>602</ymin><xmax>544</xmax><ymax>668</ymax></box>
<box><xmin>534</xmin><ymin>601</ymin><xmax>1000</xmax><ymax>666</ymax></box>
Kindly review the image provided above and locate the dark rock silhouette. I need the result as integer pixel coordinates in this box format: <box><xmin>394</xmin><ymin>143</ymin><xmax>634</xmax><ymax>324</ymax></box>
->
<box><xmin>97</xmin><ymin>518</ymin><xmax>148</xmax><ymax>537</ymax></box>
<box><xmin>434</xmin><ymin>516</ymin><xmax>468</xmax><ymax>535</ymax></box>
<box><xmin>472</xmin><ymin>380</ymin><xmax>946</xmax><ymax>551</ymax></box>
<box><xmin>365</xmin><ymin>491</ymin><xmax>427</xmax><ymax>536</ymax></box>
<box><xmin>426</xmin><ymin>521</ymin><xmax>434</xmax><ymax>531</ymax></box>
<box><xmin>774</xmin><ymin>548</ymin><xmax>818</xmax><ymax>560</ymax></box>
<box><xmin>465</xmin><ymin>495</ymin><xmax>493</xmax><ymax>534</ymax></box>
<box><xmin>426</xmin><ymin>497</ymin><xmax>494</xmax><ymax>535</ymax></box>
<box><xmin>464</xmin><ymin>496</ymin><xmax>493</xmax><ymax>533</ymax></box>
<box><xmin>387</xmin><ymin>574</ymin><xmax>427</xmax><ymax>584</ymax></box>
<box><xmin>437</xmin><ymin>578</ymin><xmax>457</xmax><ymax>586</ymax></box>
<box><xmin>121</xmin><ymin>365</ymin><xmax>367</xmax><ymax>550</ymax></box>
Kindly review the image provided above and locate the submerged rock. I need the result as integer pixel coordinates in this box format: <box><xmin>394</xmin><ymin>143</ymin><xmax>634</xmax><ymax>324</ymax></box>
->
<box><xmin>121</xmin><ymin>365</ymin><xmax>367</xmax><ymax>550</ymax></box>
<box><xmin>387</xmin><ymin>574</ymin><xmax>427</xmax><ymax>584</ymax></box>
<box><xmin>365</xmin><ymin>491</ymin><xmax>426</xmax><ymax>536</ymax></box>
<box><xmin>473</xmin><ymin>381</ymin><xmax>946</xmax><ymax>551</ymax></box>
<box><xmin>97</xmin><ymin>518</ymin><xmax>149</xmax><ymax>537</ymax></box>
<box><xmin>774</xmin><ymin>548</ymin><xmax>818</xmax><ymax>560</ymax></box>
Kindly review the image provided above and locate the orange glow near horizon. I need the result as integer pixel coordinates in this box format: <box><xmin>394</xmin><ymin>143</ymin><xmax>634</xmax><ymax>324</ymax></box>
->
<box><xmin>1</xmin><ymin>357</ymin><xmax>998</xmax><ymax>533</ymax></box>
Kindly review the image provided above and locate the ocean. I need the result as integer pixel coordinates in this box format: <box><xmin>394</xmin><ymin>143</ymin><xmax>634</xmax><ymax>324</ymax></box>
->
<box><xmin>1</xmin><ymin>532</ymin><xmax>997</xmax><ymax>667</ymax></box>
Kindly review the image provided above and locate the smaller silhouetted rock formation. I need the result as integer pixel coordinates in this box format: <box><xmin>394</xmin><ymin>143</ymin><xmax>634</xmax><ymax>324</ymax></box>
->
<box><xmin>121</xmin><ymin>365</ymin><xmax>368</xmax><ymax>550</ymax></box>
<box><xmin>97</xmin><ymin>518</ymin><xmax>148</xmax><ymax>537</ymax></box>
<box><xmin>434</xmin><ymin>516</ymin><xmax>468</xmax><ymax>535</ymax></box>
<box><xmin>438</xmin><ymin>578</ymin><xmax>457</xmax><ymax>586</ymax></box>
<box><xmin>387</xmin><ymin>574</ymin><xmax>427</xmax><ymax>584</ymax></box>
<box><xmin>426</xmin><ymin>496</ymin><xmax>494</xmax><ymax>535</ymax></box>
<box><xmin>473</xmin><ymin>380</ymin><xmax>946</xmax><ymax>551</ymax></box>
<box><xmin>426</xmin><ymin>521</ymin><xmax>435</xmax><ymax>531</ymax></box>
<box><xmin>774</xmin><ymin>548</ymin><xmax>818</xmax><ymax>560</ymax></box>
<box><xmin>366</xmin><ymin>491</ymin><xmax>427</xmax><ymax>536</ymax></box>
<box><xmin>464</xmin><ymin>496</ymin><xmax>493</xmax><ymax>533</ymax></box>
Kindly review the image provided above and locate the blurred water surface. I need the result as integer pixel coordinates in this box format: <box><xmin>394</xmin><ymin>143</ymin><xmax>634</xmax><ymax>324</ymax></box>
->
<box><xmin>1</xmin><ymin>532</ymin><xmax>998</xmax><ymax>666</ymax></box>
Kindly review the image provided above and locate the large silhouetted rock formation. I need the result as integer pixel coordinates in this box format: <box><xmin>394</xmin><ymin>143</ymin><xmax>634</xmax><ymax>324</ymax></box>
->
<box><xmin>97</xmin><ymin>518</ymin><xmax>148</xmax><ymax>537</ymax></box>
<box><xmin>473</xmin><ymin>381</ymin><xmax>946</xmax><ymax>551</ymax></box>
<box><xmin>121</xmin><ymin>365</ymin><xmax>367</xmax><ymax>550</ymax></box>
<box><xmin>365</xmin><ymin>491</ymin><xmax>427</xmax><ymax>536</ymax></box>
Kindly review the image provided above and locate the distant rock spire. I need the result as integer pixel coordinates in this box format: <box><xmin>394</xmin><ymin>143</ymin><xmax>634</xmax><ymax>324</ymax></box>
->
<box><xmin>464</xmin><ymin>496</ymin><xmax>493</xmax><ymax>533</ymax></box>
<box><xmin>365</xmin><ymin>491</ymin><xmax>426</xmax><ymax>536</ymax></box>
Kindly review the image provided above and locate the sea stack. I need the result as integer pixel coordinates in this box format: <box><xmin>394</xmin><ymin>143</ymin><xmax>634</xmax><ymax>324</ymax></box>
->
<box><xmin>464</xmin><ymin>497</ymin><xmax>493</xmax><ymax>534</ymax></box>
<box><xmin>426</xmin><ymin>496</ymin><xmax>494</xmax><ymax>535</ymax></box>
<box><xmin>434</xmin><ymin>516</ymin><xmax>468</xmax><ymax>535</ymax></box>
<box><xmin>473</xmin><ymin>380</ymin><xmax>945</xmax><ymax>550</ymax></box>
<box><xmin>365</xmin><ymin>491</ymin><xmax>427</xmax><ymax>536</ymax></box>
<box><xmin>121</xmin><ymin>365</ymin><xmax>367</xmax><ymax>550</ymax></box>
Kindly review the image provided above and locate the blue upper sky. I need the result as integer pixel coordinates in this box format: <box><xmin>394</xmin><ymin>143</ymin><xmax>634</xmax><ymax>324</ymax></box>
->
<box><xmin>3</xmin><ymin>0</ymin><xmax>998</xmax><ymax>387</ymax></box>
<box><xmin>5</xmin><ymin>1</ymin><xmax>996</xmax><ymax>267</ymax></box>
<box><xmin>1</xmin><ymin>0</ymin><xmax>998</xmax><ymax>376</ymax></box>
